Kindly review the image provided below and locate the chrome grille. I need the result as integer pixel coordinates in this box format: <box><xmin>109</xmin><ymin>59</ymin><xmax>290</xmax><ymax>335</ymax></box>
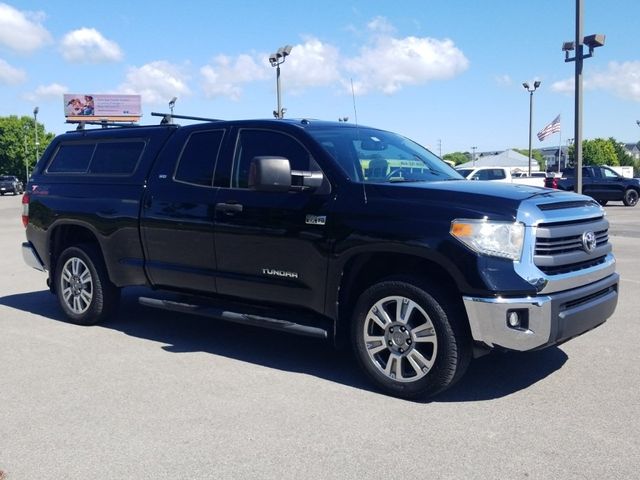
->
<box><xmin>534</xmin><ymin>216</ymin><xmax>611</xmax><ymax>276</ymax></box>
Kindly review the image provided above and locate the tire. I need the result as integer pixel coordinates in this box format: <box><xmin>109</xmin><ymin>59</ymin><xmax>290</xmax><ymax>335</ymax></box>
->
<box><xmin>623</xmin><ymin>188</ymin><xmax>639</xmax><ymax>207</ymax></box>
<box><xmin>351</xmin><ymin>277</ymin><xmax>471</xmax><ymax>399</ymax></box>
<box><xmin>597</xmin><ymin>200</ymin><xmax>608</xmax><ymax>206</ymax></box>
<box><xmin>54</xmin><ymin>244</ymin><xmax>120</xmax><ymax>325</ymax></box>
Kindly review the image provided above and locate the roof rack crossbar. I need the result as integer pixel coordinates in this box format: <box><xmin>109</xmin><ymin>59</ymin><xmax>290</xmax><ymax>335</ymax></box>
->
<box><xmin>151</xmin><ymin>112</ymin><xmax>223</xmax><ymax>124</ymax></box>
<box><xmin>66</xmin><ymin>119</ymin><xmax>137</xmax><ymax>130</ymax></box>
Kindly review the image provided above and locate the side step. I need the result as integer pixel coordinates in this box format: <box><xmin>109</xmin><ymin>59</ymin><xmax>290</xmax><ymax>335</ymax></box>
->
<box><xmin>138</xmin><ymin>296</ymin><xmax>330</xmax><ymax>340</ymax></box>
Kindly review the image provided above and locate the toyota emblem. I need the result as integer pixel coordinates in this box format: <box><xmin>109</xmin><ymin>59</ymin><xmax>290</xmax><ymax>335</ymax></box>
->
<box><xmin>581</xmin><ymin>231</ymin><xmax>597</xmax><ymax>253</ymax></box>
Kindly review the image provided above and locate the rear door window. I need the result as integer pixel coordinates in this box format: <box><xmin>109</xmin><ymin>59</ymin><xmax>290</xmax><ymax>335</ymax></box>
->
<box><xmin>174</xmin><ymin>130</ymin><xmax>225</xmax><ymax>187</ymax></box>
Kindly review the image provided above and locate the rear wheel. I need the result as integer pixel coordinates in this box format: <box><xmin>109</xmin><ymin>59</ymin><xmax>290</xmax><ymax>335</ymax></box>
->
<box><xmin>54</xmin><ymin>244</ymin><xmax>120</xmax><ymax>325</ymax></box>
<box><xmin>351</xmin><ymin>277</ymin><xmax>471</xmax><ymax>399</ymax></box>
<box><xmin>623</xmin><ymin>188</ymin><xmax>638</xmax><ymax>207</ymax></box>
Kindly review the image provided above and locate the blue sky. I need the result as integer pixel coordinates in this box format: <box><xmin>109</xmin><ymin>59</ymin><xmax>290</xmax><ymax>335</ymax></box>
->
<box><xmin>1</xmin><ymin>0</ymin><xmax>639</xmax><ymax>154</ymax></box>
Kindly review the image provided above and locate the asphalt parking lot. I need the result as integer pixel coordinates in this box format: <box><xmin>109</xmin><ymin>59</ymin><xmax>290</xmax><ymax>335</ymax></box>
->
<box><xmin>1</xmin><ymin>194</ymin><xmax>639</xmax><ymax>479</ymax></box>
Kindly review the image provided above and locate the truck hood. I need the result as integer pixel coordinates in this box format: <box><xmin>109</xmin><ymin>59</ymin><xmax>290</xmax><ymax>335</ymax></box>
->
<box><xmin>363</xmin><ymin>180</ymin><xmax>585</xmax><ymax>221</ymax></box>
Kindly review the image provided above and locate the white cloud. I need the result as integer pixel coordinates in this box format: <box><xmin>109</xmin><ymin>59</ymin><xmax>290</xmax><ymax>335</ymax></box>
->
<box><xmin>551</xmin><ymin>77</ymin><xmax>574</xmax><ymax>93</ymax></box>
<box><xmin>201</xmin><ymin>54</ymin><xmax>268</xmax><ymax>100</ymax></box>
<box><xmin>119</xmin><ymin>61</ymin><xmax>190</xmax><ymax>104</ymax></box>
<box><xmin>345</xmin><ymin>35</ymin><xmax>469</xmax><ymax>95</ymax></box>
<box><xmin>0</xmin><ymin>3</ymin><xmax>51</xmax><ymax>53</ymax></box>
<box><xmin>284</xmin><ymin>38</ymin><xmax>341</xmax><ymax>93</ymax></box>
<box><xmin>23</xmin><ymin>83</ymin><xmax>68</xmax><ymax>101</ymax></box>
<box><xmin>196</xmin><ymin>17</ymin><xmax>467</xmax><ymax>99</ymax></box>
<box><xmin>590</xmin><ymin>61</ymin><xmax>640</xmax><ymax>101</ymax></box>
<box><xmin>552</xmin><ymin>61</ymin><xmax>640</xmax><ymax>102</ymax></box>
<box><xmin>367</xmin><ymin>16</ymin><xmax>396</xmax><ymax>35</ymax></box>
<box><xmin>494</xmin><ymin>74</ymin><xmax>512</xmax><ymax>87</ymax></box>
<box><xmin>60</xmin><ymin>28</ymin><xmax>123</xmax><ymax>63</ymax></box>
<box><xmin>0</xmin><ymin>58</ymin><xmax>26</xmax><ymax>84</ymax></box>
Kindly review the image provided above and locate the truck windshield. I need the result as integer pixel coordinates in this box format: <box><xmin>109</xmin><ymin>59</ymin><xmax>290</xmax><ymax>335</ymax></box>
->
<box><xmin>307</xmin><ymin>127</ymin><xmax>463</xmax><ymax>183</ymax></box>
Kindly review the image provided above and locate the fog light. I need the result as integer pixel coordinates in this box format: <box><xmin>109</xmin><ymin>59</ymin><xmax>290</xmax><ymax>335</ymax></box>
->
<box><xmin>506</xmin><ymin>309</ymin><xmax>529</xmax><ymax>330</ymax></box>
<box><xmin>507</xmin><ymin>311</ymin><xmax>521</xmax><ymax>328</ymax></box>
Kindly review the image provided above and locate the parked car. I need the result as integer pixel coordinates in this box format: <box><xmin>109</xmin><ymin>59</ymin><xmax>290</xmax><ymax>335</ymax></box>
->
<box><xmin>545</xmin><ymin>165</ymin><xmax>640</xmax><ymax>206</ymax></box>
<box><xmin>0</xmin><ymin>175</ymin><xmax>24</xmax><ymax>195</ymax></box>
<box><xmin>456</xmin><ymin>166</ymin><xmax>546</xmax><ymax>187</ymax></box>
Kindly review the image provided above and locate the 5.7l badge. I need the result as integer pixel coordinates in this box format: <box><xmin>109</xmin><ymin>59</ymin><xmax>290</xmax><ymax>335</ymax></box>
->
<box><xmin>305</xmin><ymin>215</ymin><xmax>326</xmax><ymax>226</ymax></box>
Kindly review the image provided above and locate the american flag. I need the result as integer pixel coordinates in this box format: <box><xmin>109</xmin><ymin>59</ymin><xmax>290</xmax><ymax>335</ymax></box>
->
<box><xmin>537</xmin><ymin>114</ymin><xmax>561</xmax><ymax>141</ymax></box>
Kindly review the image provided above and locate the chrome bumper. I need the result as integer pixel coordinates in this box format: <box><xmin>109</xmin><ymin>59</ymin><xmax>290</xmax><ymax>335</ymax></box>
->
<box><xmin>22</xmin><ymin>242</ymin><xmax>46</xmax><ymax>272</ymax></box>
<box><xmin>463</xmin><ymin>273</ymin><xmax>618</xmax><ymax>351</ymax></box>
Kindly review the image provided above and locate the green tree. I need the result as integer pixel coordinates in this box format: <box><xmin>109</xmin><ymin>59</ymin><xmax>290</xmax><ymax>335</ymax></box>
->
<box><xmin>568</xmin><ymin>138</ymin><xmax>618</xmax><ymax>166</ymax></box>
<box><xmin>514</xmin><ymin>148</ymin><xmax>545</xmax><ymax>170</ymax></box>
<box><xmin>0</xmin><ymin>115</ymin><xmax>54</xmax><ymax>183</ymax></box>
<box><xmin>609</xmin><ymin>137</ymin><xmax>635</xmax><ymax>167</ymax></box>
<box><xmin>443</xmin><ymin>151</ymin><xmax>471</xmax><ymax>165</ymax></box>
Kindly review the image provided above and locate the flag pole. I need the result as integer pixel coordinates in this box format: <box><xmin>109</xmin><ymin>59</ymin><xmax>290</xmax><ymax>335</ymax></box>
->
<box><xmin>557</xmin><ymin>115</ymin><xmax>562</xmax><ymax>173</ymax></box>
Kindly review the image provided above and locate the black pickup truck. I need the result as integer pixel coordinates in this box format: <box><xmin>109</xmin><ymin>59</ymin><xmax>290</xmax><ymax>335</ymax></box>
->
<box><xmin>545</xmin><ymin>165</ymin><xmax>640</xmax><ymax>206</ymax></box>
<box><xmin>21</xmin><ymin>117</ymin><xmax>619</xmax><ymax>399</ymax></box>
<box><xmin>0</xmin><ymin>175</ymin><xmax>24</xmax><ymax>195</ymax></box>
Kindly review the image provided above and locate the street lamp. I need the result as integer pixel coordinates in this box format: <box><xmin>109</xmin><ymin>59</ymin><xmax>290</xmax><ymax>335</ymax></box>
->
<box><xmin>32</xmin><ymin>106</ymin><xmax>39</xmax><ymax>179</ymax></box>
<box><xmin>471</xmin><ymin>146</ymin><xmax>477</xmax><ymax>166</ymax></box>
<box><xmin>562</xmin><ymin>0</ymin><xmax>605</xmax><ymax>193</ymax></box>
<box><xmin>268</xmin><ymin>45</ymin><xmax>292</xmax><ymax>119</ymax></box>
<box><xmin>523</xmin><ymin>80</ymin><xmax>541</xmax><ymax>177</ymax></box>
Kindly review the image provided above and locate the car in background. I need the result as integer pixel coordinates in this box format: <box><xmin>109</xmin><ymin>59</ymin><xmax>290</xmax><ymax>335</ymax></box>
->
<box><xmin>456</xmin><ymin>166</ymin><xmax>546</xmax><ymax>187</ymax></box>
<box><xmin>0</xmin><ymin>175</ymin><xmax>24</xmax><ymax>195</ymax></box>
<box><xmin>545</xmin><ymin>165</ymin><xmax>640</xmax><ymax>206</ymax></box>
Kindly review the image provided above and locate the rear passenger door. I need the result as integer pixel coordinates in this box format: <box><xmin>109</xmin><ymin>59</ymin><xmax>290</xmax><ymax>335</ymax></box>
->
<box><xmin>140</xmin><ymin>127</ymin><xmax>225</xmax><ymax>293</ymax></box>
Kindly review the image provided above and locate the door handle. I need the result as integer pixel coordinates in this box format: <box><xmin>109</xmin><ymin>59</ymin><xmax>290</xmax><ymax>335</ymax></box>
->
<box><xmin>215</xmin><ymin>202</ymin><xmax>243</xmax><ymax>215</ymax></box>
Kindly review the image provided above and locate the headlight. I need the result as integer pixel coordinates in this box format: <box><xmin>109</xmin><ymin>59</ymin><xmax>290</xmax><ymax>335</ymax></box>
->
<box><xmin>450</xmin><ymin>219</ymin><xmax>525</xmax><ymax>261</ymax></box>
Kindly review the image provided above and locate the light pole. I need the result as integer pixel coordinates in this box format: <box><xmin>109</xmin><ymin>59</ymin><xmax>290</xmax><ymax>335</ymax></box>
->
<box><xmin>562</xmin><ymin>0</ymin><xmax>605</xmax><ymax>193</ymax></box>
<box><xmin>268</xmin><ymin>45</ymin><xmax>292</xmax><ymax>119</ymax></box>
<box><xmin>522</xmin><ymin>81</ymin><xmax>541</xmax><ymax>177</ymax></box>
<box><xmin>471</xmin><ymin>146</ymin><xmax>477</xmax><ymax>166</ymax></box>
<box><xmin>32</xmin><ymin>106</ymin><xmax>39</xmax><ymax>179</ymax></box>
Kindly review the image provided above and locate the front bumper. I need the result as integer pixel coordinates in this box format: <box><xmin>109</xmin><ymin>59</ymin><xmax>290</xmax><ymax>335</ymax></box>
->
<box><xmin>463</xmin><ymin>273</ymin><xmax>618</xmax><ymax>351</ymax></box>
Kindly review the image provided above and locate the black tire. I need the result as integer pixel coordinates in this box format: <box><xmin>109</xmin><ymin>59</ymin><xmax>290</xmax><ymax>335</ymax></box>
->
<box><xmin>54</xmin><ymin>244</ymin><xmax>120</xmax><ymax>325</ymax></box>
<box><xmin>351</xmin><ymin>277</ymin><xmax>471</xmax><ymax>399</ymax></box>
<box><xmin>597</xmin><ymin>200</ymin><xmax>608</xmax><ymax>206</ymax></box>
<box><xmin>623</xmin><ymin>188</ymin><xmax>639</xmax><ymax>207</ymax></box>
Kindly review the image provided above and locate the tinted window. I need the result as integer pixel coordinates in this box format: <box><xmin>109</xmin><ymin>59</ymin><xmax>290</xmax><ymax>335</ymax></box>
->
<box><xmin>175</xmin><ymin>130</ymin><xmax>225</xmax><ymax>186</ymax></box>
<box><xmin>307</xmin><ymin>127</ymin><xmax>461</xmax><ymax>184</ymax></box>
<box><xmin>232</xmin><ymin>130</ymin><xmax>313</xmax><ymax>188</ymax></box>
<box><xmin>48</xmin><ymin>143</ymin><xmax>95</xmax><ymax>173</ymax></box>
<box><xmin>90</xmin><ymin>141</ymin><xmax>145</xmax><ymax>174</ymax></box>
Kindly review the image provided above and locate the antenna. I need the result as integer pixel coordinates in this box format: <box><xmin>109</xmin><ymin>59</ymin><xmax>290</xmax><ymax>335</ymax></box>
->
<box><xmin>350</xmin><ymin>78</ymin><xmax>359</xmax><ymax>127</ymax></box>
<box><xmin>350</xmin><ymin>78</ymin><xmax>367</xmax><ymax>204</ymax></box>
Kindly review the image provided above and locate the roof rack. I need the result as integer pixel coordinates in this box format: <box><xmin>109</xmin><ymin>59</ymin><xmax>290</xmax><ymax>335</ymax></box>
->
<box><xmin>67</xmin><ymin>119</ymin><xmax>138</xmax><ymax>130</ymax></box>
<box><xmin>151</xmin><ymin>112</ymin><xmax>223</xmax><ymax>124</ymax></box>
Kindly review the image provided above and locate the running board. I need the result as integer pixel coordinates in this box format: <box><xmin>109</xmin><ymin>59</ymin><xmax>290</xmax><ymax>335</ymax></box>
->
<box><xmin>138</xmin><ymin>297</ymin><xmax>329</xmax><ymax>340</ymax></box>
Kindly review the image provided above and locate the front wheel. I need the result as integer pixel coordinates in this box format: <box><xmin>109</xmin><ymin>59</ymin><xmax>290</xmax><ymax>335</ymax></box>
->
<box><xmin>54</xmin><ymin>244</ymin><xmax>120</xmax><ymax>325</ymax></box>
<box><xmin>351</xmin><ymin>277</ymin><xmax>471</xmax><ymax>399</ymax></box>
<box><xmin>623</xmin><ymin>188</ymin><xmax>639</xmax><ymax>207</ymax></box>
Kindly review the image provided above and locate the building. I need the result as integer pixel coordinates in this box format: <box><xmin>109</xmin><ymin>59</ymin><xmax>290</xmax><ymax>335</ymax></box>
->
<box><xmin>457</xmin><ymin>149</ymin><xmax>540</xmax><ymax>173</ymax></box>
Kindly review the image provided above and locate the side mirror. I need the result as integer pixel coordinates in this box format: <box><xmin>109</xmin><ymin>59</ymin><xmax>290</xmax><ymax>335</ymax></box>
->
<box><xmin>248</xmin><ymin>156</ymin><xmax>291</xmax><ymax>192</ymax></box>
<box><xmin>292</xmin><ymin>170</ymin><xmax>324</xmax><ymax>190</ymax></box>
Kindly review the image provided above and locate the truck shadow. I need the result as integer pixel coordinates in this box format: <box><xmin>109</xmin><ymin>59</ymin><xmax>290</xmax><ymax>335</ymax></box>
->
<box><xmin>1</xmin><ymin>288</ymin><xmax>567</xmax><ymax>403</ymax></box>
